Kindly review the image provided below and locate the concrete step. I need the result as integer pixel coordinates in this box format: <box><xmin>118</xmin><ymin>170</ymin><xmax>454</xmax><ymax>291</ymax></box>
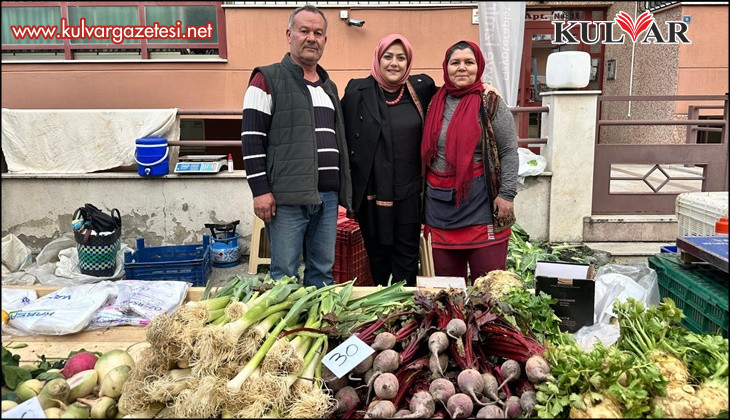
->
<box><xmin>583</xmin><ymin>215</ymin><xmax>678</xmax><ymax>242</ymax></box>
<box><xmin>583</xmin><ymin>241</ymin><xmax>674</xmax><ymax>265</ymax></box>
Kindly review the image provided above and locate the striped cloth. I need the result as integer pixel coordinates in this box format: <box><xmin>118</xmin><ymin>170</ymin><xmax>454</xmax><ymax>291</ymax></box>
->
<box><xmin>241</xmin><ymin>72</ymin><xmax>339</xmax><ymax>198</ymax></box>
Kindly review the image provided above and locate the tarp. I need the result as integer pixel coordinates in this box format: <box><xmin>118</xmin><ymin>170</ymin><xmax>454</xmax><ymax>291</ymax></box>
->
<box><xmin>1</xmin><ymin>108</ymin><xmax>179</xmax><ymax>173</ymax></box>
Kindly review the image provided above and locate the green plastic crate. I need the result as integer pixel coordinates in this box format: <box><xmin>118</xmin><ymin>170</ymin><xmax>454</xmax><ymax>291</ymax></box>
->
<box><xmin>648</xmin><ymin>253</ymin><xmax>728</xmax><ymax>337</ymax></box>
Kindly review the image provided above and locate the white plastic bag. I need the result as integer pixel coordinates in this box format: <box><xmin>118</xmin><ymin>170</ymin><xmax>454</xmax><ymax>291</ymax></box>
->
<box><xmin>517</xmin><ymin>147</ymin><xmax>547</xmax><ymax>184</ymax></box>
<box><xmin>593</xmin><ymin>263</ymin><xmax>659</xmax><ymax>325</ymax></box>
<box><xmin>6</xmin><ymin>281</ymin><xmax>117</xmax><ymax>335</ymax></box>
<box><xmin>2</xmin><ymin>234</ymin><xmax>34</xmax><ymax>285</ymax></box>
<box><xmin>573</xmin><ymin>263</ymin><xmax>660</xmax><ymax>351</ymax></box>
<box><xmin>573</xmin><ymin>322</ymin><xmax>621</xmax><ymax>352</ymax></box>
<box><xmin>1</xmin><ymin>288</ymin><xmax>38</xmax><ymax>335</ymax></box>
<box><xmin>1</xmin><ymin>288</ymin><xmax>38</xmax><ymax>311</ymax></box>
<box><xmin>86</xmin><ymin>280</ymin><xmax>189</xmax><ymax>330</ymax></box>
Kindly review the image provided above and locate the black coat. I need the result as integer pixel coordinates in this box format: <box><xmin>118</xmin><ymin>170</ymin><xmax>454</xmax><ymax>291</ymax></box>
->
<box><xmin>341</xmin><ymin>74</ymin><xmax>437</xmax><ymax>213</ymax></box>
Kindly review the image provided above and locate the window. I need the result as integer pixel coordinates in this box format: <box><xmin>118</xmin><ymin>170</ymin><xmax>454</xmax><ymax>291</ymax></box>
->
<box><xmin>1</xmin><ymin>2</ymin><xmax>226</xmax><ymax>61</ymax></box>
<box><xmin>696</xmin><ymin>116</ymin><xmax>723</xmax><ymax>144</ymax></box>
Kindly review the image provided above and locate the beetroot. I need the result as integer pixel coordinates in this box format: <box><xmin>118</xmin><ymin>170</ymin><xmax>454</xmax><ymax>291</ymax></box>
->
<box><xmin>394</xmin><ymin>409</ymin><xmax>412</xmax><ymax>418</ymax></box>
<box><xmin>61</xmin><ymin>352</ymin><xmax>99</xmax><ymax>379</ymax></box>
<box><xmin>446</xmin><ymin>319</ymin><xmax>466</xmax><ymax>339</ymax></box>
<box><xmin>428</xmin><ymin>332</ymin><xmax>449</xmax><ymax>376</ymax></box>
<box><xmin>404</xmin><ymin>390</ymin><xmax>436</xmax><ymax>418</ymax></box>
<box><xmin>520</xmin><ymin>390</ymin><xmax>537</xmax><ymax>417</ymax></box>
<box><xmin>446</xmin><ymin>393</ymin><xmax>473</xmax><ymax>418</ymax></box>
<box><xmin>352</xmin><ymin>353</ymin><xmax>375</xmax><ymax>376</ymax></box>
<box><xmin>365</xmin><ymin>400</ymin><xmax>397</xmax><ymax>419</ymax></box>
<box><xmin>372</xmin><ymin>332</ymin><xmax>397</xmax><ymax>351</ymax></box>
<box><xmin>504</xmin><ymin>395</ymin><xmax>522</xmax><ymax>418</ymax></box>
<box><xmin>457</xmin><ymin>369</ymin><xmax>487</xmax><ymax>406</ymax></box>
<box><xmin>429</xmin><ymin>378</ymin><xmax>456</xmax><ymax>404</ymax></box>
<box><xmin>525</xmin><ymin>354</ymin><xmax>555</xmax><ymax>383</ymax></box>
<box><xmin>335</xmin><ymin>386</ymin><xmax>360</xmax><ymax>415</ymax></box>
<box><xmin>429</xmin><ymin>353</ymin><xmax>448</xmax><ymax>376</ymax></box>
<box><xmin>476</xmin><ymin>404</ymin><xmax>504</xmax><ymax>418</ymax></box>
<box><xmin>480</xmin><ymin>372</ymin><xmax>502</xmax><ymax>405</ymax></box>
<box><xmin>497</xmin><ymin>359</ymin><xmax>521</xmax><ymax>390</ymax></box>
<box><xmin>374</xmin><ymin>373</ymin><xmax>399</xmax><ymax>400</ymax></box>
<box><xmin>365</xmin><ymin>349</ymin><xmax>401</xmax><ymax>404</ymax></box>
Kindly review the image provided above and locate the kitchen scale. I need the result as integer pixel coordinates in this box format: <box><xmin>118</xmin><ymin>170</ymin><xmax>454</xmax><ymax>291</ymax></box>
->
<box><xmin>174</xmin><ymin>155</ymin><xmax>228</xmax><ymax>174</ymax></box>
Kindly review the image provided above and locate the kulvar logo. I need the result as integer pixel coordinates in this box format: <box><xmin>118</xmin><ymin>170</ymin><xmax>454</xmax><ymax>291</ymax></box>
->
<box><xmin>552</xmin><ymin>11</ymin><xmax>691</xmax><ymax>45</ymax></box>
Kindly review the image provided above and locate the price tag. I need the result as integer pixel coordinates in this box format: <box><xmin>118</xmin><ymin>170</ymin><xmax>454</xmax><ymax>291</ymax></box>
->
<box><xmin>417</xmin><ymin>276</ymin><xmax>467</xmax><ymax>292</ymax></box>
<box><xmin>321</xmin><ymin>335</ymin><xmax>375</xmax><ymax>379</ymax></box>
<box><xmin>3</xmin><ymin>396</ymin><xmax>45</xmax><ymax>418</ymax></box>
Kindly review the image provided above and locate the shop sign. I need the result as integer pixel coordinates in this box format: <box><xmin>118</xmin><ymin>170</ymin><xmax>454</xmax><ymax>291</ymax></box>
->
<box><xmin>526</xmin><ymin>10</ymin><xmax>570</xmax><ymax>21</ymax></box>
<box><xmin>552</xmin><ymin>10</ymin><xmax>692</xmax><ymax>44</ymax></box>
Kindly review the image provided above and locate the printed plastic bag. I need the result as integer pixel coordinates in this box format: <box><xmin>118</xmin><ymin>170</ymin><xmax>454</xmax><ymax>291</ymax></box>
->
<box><xmin>517</xmin><ymin>147</ymin><xmax>547</xmax><ymax>184</ymax></box>
<box><xmin>1</xmin><ymin>288</ymin><xmax>38</xmax><ymax>311</ymax></box>
<box><xmin>6</xmin><ymin>281</ymin><xmax>117</xmax><ymax>335</ymax></box>
<box><xmin>87</xmin><ymin>280</ymin><xmax>189</xmax><ymax>330</ymax></box>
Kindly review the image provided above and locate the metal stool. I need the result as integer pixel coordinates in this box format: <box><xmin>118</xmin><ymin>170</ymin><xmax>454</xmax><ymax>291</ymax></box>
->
<box><xmin>248</xmin><ymin>215</ymin><xmax>271</xmax><ymax>274</ymax></box>
<box><xmin>419</xmin><ymin>229</ymin><xmax>435</xmax><ymax>277</ymax></box>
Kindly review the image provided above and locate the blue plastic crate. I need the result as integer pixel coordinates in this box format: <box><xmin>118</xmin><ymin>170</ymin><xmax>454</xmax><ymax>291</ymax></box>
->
<box><xmin>124</xmin><ymin>235</ymin><xmax>212</xmax><ymax>287</ymax></box>
<box><xmin>660</xmin><ymin>245</ymin><xmax>678</xmax><ymax>254</ymax></box>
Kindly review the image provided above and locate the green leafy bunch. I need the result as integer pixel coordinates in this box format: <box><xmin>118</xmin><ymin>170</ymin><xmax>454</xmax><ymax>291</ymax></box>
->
<box><xmin>507</xmin><ymin>223</ymin><xmax>588</xmax><ymax>288</ymax></box>
<box><xmin>615</xmin><ymin>297</ymin><xmax>729</xmax><ymax>383</ymax></box>
<box><xmin>496</xmin><ymin>287</ymin><xmax>563</xmax><ymax>345</ymax></box>
<box><xmin>535</xmin><ymin>335</ymin><xmax>667</xmax><ymax>418</ymax></box>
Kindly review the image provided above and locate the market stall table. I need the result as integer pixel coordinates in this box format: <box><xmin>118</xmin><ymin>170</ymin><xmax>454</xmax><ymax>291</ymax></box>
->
<box><xmin>1</xmin><ymin>284</ymin><xmax>419</xmax><ymax>363</ymax></box>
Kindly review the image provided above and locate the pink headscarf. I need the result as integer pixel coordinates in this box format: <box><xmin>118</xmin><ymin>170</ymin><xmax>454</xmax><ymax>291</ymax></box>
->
<box><xmin>369</xmin><ymin>34</ymin><xmax>414</xmax><ymax>92</ymax></box>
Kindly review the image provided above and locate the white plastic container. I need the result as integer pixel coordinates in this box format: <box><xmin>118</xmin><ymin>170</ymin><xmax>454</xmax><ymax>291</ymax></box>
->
<box><xmin>675</xmin><ymin>191</ymin><xmax>729</xmax><ymax>237</ymax></box>
<box><xmin>546</xmin><ymin>51</ymin><xmax>590</xmax><ymax>88</ymax></box>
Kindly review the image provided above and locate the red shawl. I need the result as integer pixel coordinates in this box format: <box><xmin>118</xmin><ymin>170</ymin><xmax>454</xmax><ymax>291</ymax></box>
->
<box><xmin>421</xmin><ymin>40</ymin><xmax>486</xmax><ymax>205</ymax></box>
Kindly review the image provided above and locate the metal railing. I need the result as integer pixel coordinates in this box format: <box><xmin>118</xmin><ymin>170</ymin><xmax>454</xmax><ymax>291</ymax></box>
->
<box><xmin>592</xmin><ymin>94</ymin><xmax>729</xmax><ymax>214</ymax></box>
<box><xmin>170</xmin><ymin>107</ymin><xmax>551</xmax><ymax>148</ymax></box>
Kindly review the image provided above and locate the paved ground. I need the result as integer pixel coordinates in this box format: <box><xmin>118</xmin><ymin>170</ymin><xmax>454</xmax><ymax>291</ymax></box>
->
<box><xmin>206</xmin><ymin>255</ymin><xmax>270</xmax><ymax>287</ymax></box>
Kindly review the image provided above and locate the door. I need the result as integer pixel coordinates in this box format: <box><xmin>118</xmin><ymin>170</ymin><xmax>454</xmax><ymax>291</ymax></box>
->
<box><xmin>517</xmin><ymin>9</ymin><xmax>606</xmax><ymax>140</ymax></box>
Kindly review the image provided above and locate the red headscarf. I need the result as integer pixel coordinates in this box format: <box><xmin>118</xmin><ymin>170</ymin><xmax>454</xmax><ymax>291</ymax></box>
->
<box><xmin>421</xmin><ymin>40</ymin><xmax>486</xmax><ymax>205</ymax></box>
<box><xmin>370</xmin><ymin>34</ymin><xmax>414</xmax><ymax>93</ymax></box>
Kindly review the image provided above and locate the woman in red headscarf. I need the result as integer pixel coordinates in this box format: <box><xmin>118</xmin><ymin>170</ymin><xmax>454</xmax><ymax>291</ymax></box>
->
<box><xmin>421</xmin><ymin>40</ymin><xmax>519</xmax><ymax>281</ymax></box>
<box><xmin>342</xmin><ymin>34</ymin><xmax>437</xmax><ymax>286</ymax></box>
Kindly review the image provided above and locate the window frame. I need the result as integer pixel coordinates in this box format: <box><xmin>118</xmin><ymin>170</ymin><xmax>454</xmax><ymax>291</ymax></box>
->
<box><xmin>1</xmin><ymin>1</ymin><xmax>227</xmax><ymax>60</ymax></box>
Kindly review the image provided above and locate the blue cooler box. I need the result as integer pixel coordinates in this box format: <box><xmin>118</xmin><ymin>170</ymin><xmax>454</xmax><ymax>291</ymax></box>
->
<box><xmin>135</xmin><ymin>137</ymin><xmax>169</xmax><ymax>176</ymax></box>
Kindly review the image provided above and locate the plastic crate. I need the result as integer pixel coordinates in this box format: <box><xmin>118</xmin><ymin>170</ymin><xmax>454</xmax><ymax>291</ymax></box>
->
<box><xmin>660</xmin><ymin>245</ymin><xmax>678</xmax><ymax>254</ymax></box>
<box><xmin>648</xmin><ymin>253</ymin><xmax>728</xmax><ymax>337</ymax></box>
<box><xmin>675</xmin><ymin>192</ymin><xmax>728</xmax><ymax>237</ymax></box>
<box><xmin>124</xmin><ymin>235</ymin><xmax>212</xmax><ymax>287</ymax></box>
<box><xmin>333</xmin><ymin>219</ymin><xmax>373</xmax><ymax>286</ymax></box>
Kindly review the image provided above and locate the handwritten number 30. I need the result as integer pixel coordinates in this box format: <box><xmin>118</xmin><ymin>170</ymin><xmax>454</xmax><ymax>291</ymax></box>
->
<box><xmin>328</xmin><ymin>344</ymin><xmax>359</xmax><ymax>366</ymax></box>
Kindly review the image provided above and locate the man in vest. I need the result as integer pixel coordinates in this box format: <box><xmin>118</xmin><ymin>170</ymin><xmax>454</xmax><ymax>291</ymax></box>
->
<box><xmin>241</xmin><ymin>5</ymin><xmax>352</xmax><ymax>288</ymax></box>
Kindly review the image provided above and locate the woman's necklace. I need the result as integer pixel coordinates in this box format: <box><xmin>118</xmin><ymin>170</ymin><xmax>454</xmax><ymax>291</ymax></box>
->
<box><xmin>385</xmin><ymin>85</ymin><xmax>405</xmax><ymax>106</ymax></box>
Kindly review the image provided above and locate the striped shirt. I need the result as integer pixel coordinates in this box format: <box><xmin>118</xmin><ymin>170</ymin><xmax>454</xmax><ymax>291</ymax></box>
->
<box><xmin>241</xmin><ymin>72</ymin><xmax>340</xmax><ymax>198</ymax></box>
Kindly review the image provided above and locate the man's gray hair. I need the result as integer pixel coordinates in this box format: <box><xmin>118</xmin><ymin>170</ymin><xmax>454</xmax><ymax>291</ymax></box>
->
<box><xmin>288</xmin><ymin>5</ymin><xmax>328</xmax><ymax>32</ymax></box>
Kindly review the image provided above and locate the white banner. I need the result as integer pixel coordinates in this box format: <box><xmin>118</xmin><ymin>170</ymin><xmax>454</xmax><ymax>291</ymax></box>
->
<box><xmin>478</xmin><ymin>2</ymin><xmax>526</xmax><ymax>107</ymax></box>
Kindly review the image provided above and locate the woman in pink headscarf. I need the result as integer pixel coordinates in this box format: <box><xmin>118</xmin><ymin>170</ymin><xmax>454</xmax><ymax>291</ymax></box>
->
<box><xmin>421</xmin><ymin>40</ymin><xmax>519</xmax><ymax>282</ymax></box>
<box><xmin>342</xmin><ymin>34</ymin><xmax>437</xmax><ymax>286</ymax></box>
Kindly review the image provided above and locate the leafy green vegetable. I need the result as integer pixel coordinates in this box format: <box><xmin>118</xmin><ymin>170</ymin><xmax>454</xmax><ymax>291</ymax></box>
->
<box><xmin>1</xmin><ymin>345</ymin><xmax>31</xmax><ymax>390</ymax></box>
<box><xmin>506</xmin><ymin>223</ymin><xmax>590</xmax><ymax>288</ymax></box>
<box><xmin>497</xmin><ymin>288</ymin><xmax>563</xmax><ymax>345</ymax></box>
<box><xmin>535</xmin><ymin>334</ymin><xmax>667</xmax><ymax>418</ymax></box>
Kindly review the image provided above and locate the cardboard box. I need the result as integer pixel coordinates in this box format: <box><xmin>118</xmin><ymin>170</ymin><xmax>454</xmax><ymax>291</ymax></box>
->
<box><xmin>535</xmin><ymin>261</ymin><xmax>596</xmax><ymax>333</ymax></box>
